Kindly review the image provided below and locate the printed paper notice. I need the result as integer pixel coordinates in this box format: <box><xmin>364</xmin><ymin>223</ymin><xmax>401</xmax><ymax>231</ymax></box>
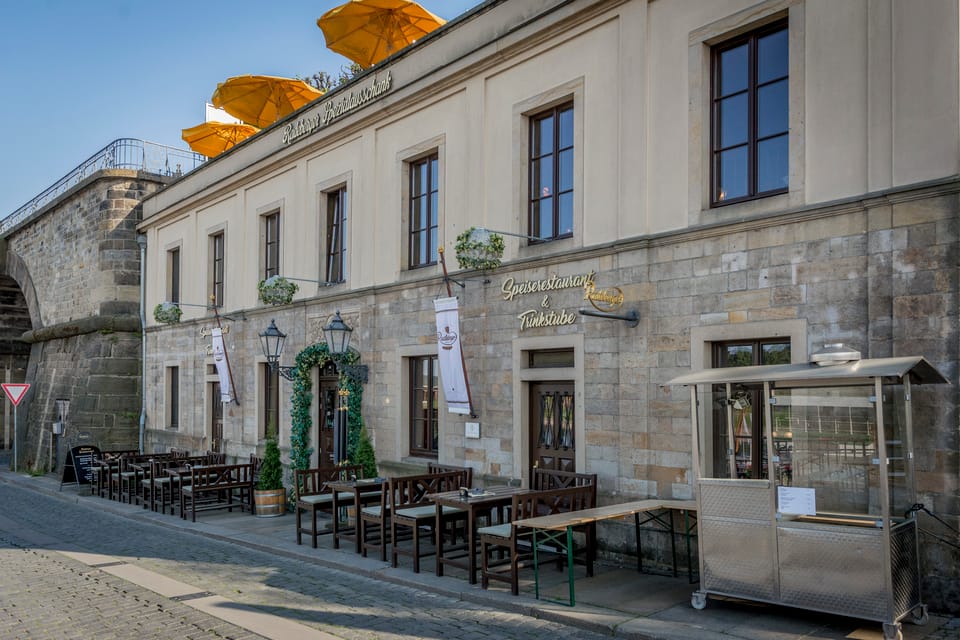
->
<box><xmin>778</xmin><ymin>486</ymin><xmax>816</xmax><ymax>515</ymax></box>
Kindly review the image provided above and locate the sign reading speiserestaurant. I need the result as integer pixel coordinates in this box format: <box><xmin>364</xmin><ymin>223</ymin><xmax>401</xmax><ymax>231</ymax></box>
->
<box><xmin>501</xmin><ymin>271</ymin><xmax>593</xmax><ymax>330</ymax></box>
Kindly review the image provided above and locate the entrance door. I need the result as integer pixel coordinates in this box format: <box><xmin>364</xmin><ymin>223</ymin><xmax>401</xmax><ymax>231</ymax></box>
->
<box><xmin>530</xmin><ymin>382</ymin><xmax>576</xmax><ymax>475</ymax></box>
<box><xmin>315</xmin><ymin>362</ymin><xmax>339</xmax><ymax>467</ymax></box>
<box><xmin>210</xmin><ymin>382</ymin><xmax>223</xmax><ymax>453</ymax></box>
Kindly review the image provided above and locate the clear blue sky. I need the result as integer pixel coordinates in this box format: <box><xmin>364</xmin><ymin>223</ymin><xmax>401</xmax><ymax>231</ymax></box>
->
<box><xmin>0</xmin><ymin>0</ymin><xmax>482</xmax><ymax>217</ymax></box>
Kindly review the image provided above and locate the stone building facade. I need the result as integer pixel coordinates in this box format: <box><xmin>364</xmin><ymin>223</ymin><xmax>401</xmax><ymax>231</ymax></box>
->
<box><xmin>138</xmin><ymin>0</ymin><xmax>959</xmax><ymax>612</ymax></box>
<box><xmin>2</xmin><ymin>170</ymin><xmax>170</xmax><ymax>467</ymax></box>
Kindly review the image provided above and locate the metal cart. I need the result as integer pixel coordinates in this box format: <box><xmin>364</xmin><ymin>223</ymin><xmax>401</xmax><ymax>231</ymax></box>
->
<box><xmin>668</xmin><ymin>346</ymin><xmax>948</xmax><ymax>640</ymax></box>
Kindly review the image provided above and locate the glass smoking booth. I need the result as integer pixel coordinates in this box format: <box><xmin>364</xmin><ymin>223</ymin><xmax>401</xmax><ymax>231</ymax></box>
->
<box><xmin>668</xmin><ymin>350</ymin><xmax>948</xmax><ymax>640</ymax></box>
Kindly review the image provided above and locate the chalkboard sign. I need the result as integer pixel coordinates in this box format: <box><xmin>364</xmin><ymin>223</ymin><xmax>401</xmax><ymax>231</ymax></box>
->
<box><xmin>59</xmin><ymin>445</ymin><xmax>101</xmax><ymax>489</ymax></box>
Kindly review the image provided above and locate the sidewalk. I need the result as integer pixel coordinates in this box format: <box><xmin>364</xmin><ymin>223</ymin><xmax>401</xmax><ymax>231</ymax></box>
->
<box><xmin>4</xmin><ymin>468</ymin><xmax>958</xmax><ymax>640</ymax></box>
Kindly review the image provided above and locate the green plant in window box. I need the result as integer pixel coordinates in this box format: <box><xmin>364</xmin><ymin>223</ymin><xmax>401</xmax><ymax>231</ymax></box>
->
<box><xmin>153</xmin><ymin>302</ymin><xmax>182</xmax><ymax>324</ymax></box>
<box><xmin>454</xmin><ymin>227</ymin><xmax>504</xmax><ymax>273</ymax></box>
<box><xmin>258</xmin><ymin>275</ymin><xmax>299</xmax><ymax>306</ymax></box>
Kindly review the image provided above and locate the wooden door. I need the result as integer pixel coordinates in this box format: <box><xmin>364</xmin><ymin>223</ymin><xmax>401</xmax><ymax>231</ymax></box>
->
<box><xmin>210</xmin><ymin>382</ymin><xmax>223</xmax><ymax>453</ymax></box>
<box><xmin>315</xmin><ymin>362</ymin><xmax>339</xmax><ymax>467</ymax></box>
<box><xmin>530</xmin><ymin>382</ymin><xmax>576</xmax><ymax>476</ymax></box>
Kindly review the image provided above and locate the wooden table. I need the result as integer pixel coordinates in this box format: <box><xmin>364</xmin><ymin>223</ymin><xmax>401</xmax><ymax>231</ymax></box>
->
<box><xmin>432</xmin><ymin>486</ymin><xmax>525</xmax><ymax>584</ymax></box>
<box><xmin>329</xmin><ymin>478</ymin><xmax>385</xmax><ymax>553</ymax></box>
<box><xmin>514</xmin><ymin>499</ymin><xmax>698</xmax><ymax>606</ymax></box>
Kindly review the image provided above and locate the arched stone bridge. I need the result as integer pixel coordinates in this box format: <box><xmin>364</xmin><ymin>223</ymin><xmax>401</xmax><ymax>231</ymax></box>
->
<box><xmin>0</xmin><ymin>139</ymin><xmax>203</xmax><ymax>470</ymax></box>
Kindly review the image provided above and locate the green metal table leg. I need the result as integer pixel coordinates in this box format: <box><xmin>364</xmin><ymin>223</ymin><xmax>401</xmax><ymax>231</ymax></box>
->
<box><xmin>565</xmin><ymin>525</ymin><xmax>575</xmax><ymax>607</ymax></box>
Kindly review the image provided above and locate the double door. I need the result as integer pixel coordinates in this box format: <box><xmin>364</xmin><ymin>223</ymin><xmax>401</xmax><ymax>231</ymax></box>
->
<box><xmin>530</xmin><ymin>381</ymin><xmax>576</xmax><ymax>474</ymax></box>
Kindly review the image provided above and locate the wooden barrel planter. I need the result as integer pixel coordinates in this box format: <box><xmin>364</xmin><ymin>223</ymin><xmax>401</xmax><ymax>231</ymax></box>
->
<box><xmin>254</xmin><ymin>488</ymin><xmax>286</xmax><ymax>517</ymax></box>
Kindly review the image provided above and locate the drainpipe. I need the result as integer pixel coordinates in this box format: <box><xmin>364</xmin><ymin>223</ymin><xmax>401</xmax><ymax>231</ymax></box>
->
<box><xmin>137</xmin><ymin>233</ymin><xmax>147</xmax><ymax>454</ymax></box>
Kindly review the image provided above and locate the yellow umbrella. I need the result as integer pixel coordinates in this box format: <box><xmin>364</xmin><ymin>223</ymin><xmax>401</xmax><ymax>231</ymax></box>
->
<box><xmin>181</xmin><ymin>121</ymin><xmax>260</xmax><ymax>158</ymax></box>
<box><xmin>211</xmin><ymin>75</ymin><xmax>324</xmax><ymax>128</ymax></box>
<box><xmin>318</xmin><ymin>0</ymin><xmax>446</xmax><ymax>69</ymax></box>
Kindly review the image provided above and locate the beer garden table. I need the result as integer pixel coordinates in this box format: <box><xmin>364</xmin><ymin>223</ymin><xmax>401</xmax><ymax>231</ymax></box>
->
<box><xmin>514</xmin><ymin>499</ymin><xmax>698</xmax><ymax>606</ymax></box>
<box><xmin>431</xmin><ymin>485</ymin><xmax>525</xmax><ymax>584</ymax></box>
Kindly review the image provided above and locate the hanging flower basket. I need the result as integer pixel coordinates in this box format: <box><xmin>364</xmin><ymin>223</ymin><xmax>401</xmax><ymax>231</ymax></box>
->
<box><xmin>258</xmin><ymin>275</ymin><xmax>299</xmax><ymax>306</ymax></box>
<box><xmin>454</xmin><ymin>227</ymin><xmax>504</xmax><ymax>272</ymax></box>
<box><xmin>153</xmin><ymin>302</ymin><xmax>182</xmax><ymax>324</ymax></box>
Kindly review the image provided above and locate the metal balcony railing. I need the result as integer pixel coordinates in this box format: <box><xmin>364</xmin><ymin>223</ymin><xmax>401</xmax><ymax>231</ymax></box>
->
<box><xmin>1</xmin><ymin>138</ymin><xmax>205</xmax><ymax>235</ymax></box>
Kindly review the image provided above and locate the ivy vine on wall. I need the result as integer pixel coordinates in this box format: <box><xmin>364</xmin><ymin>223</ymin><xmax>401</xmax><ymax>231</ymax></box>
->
<box><xmin>289</xmin><ymin>342</ymin><xmax>364</xmax><ymax>471</ymax></box>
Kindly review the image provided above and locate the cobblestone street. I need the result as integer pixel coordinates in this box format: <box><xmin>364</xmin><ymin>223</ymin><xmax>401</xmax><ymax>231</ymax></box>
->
<box><xmin>0</xmin><ymin>481</ymin><xmax>609</xmax><ymax>640</ymax></box>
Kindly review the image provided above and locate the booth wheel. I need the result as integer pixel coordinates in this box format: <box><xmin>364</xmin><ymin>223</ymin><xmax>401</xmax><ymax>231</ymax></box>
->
<box><xmin>910</xmin><ymin>605</ymin><xmax>929</xmax><ymax>626</ymax></box>
<box><xmin>882</xmin><ymin>622</ymin><xmax>903</xmax><ymax>640</ymax></box>
<box><xmin>691</xmin><ymin>591</ymin><xmax>708</xmax><ymax>610</ymax></box>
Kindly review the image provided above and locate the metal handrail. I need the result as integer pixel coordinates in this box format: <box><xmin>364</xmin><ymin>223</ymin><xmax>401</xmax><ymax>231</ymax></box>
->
<box><xmin>1</xmin><ymin>138</ymin><xmax>205</xmax><ymax>235</ymax></box>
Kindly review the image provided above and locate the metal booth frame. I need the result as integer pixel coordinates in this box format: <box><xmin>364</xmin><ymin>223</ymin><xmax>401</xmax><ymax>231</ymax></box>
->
<box><xmin>668</xmin><ymin>353</ymin><xmax>948</xmax><ymax>640</ymax></box>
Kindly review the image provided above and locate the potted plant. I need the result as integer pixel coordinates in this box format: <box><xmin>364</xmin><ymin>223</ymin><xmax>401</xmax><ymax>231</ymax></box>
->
<box><xmin>258</xmin><ymin>275</ymin><xmax>299</xmax><ymax>306</ymax></box>
<box><xmin>454</xmin><ymin>227</ymin><xmax>504</xmax><ymax>273</ymax></box>
<box><xmin>353</xmin><ymin>426</ymin><xmax>378</xmax><ymax>479</ymax></box>
<box><xmin>153</xmin><ymin>301</ymin><xmax>182</xmax><ymax>324</ymax></box>
<box><xmin>254</xmin><ymin>436</ymin><xmax>286</xmax><ymax>517</ymax></box>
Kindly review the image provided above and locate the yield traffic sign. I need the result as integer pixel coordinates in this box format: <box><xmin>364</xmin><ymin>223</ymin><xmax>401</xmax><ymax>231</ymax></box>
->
<box><xmin>2</xmin><ymin>383</ymin><xmax>30</xmax><ymax>406</ymax></box>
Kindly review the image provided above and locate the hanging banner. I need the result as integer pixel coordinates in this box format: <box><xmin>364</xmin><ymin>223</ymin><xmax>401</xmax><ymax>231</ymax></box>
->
<box><xmin>434</xmin><ymin>296</ymin><xmax>471</xmax><ymax>415</ymax></box>
<box><xmin>211</xmin><ymin>327</ymin><xmax>235</xmax><ymax>403</ymax></box>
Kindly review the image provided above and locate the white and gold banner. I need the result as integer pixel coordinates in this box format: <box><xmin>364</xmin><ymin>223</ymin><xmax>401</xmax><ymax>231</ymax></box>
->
<box><xmin>434</xmin><ymin>296</ymin><xmax>471</xmax><ymax>415</ymax></box>
<box><xmin>211</xmin><ymin>327</ymin><xmax>235</xmax><ymax>404</ymax></box>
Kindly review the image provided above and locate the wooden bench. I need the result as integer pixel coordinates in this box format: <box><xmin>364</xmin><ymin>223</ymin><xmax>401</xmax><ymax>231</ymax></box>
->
<box><xmin>179</xmin><ymin>463</ymin><xmax>255</xmax><ymax>522</ymax></box>
<box><xmin>479</xmin><ymin>484</ymin><xmax>596</xmax><ymax>595</ymax></box>
<box><xmin>294</xmin><ymin>464</ymin><xmax>364</xmax><ymax>548</ymax></box>
<box><xmin>360</xmin><ymin>470</ymin><xmax>465</xmax><ymax>563</ymax></box>
<box><xmin>514</xmin><ymin>499</ymin><xmax>698</xmax><ymax>606</ymax></box>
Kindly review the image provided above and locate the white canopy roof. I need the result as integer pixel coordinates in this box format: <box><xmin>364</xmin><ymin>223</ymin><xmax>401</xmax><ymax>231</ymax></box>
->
<box><xmin>666</xmin><ymin>356</ymin><xmax>948</xmax><ymax>387</ymax></box>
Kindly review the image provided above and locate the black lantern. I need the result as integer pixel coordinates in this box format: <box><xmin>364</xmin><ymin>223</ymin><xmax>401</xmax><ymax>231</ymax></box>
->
<box><xmin>323</xmin><ymin>310</ymin><xmax>352</xmax><ymax>355</ymax></box>
<box><xmin>259</xmin><ymin>319</ymin><xmax>295</xmax><ymax>379</ymax></box>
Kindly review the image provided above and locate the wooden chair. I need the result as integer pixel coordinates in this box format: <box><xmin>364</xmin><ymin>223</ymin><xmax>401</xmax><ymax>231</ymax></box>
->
<box><xmin>427</xmin><ymin>462</ymin><xmax>473</xmax><ymax>489</ymax></box>
<box><xmin>479</xmin><ymin>484</ymin><xmax>595</xmax><ymax>595</ymax></box>
<box><xmin>249</xmin><ymin>454</ymin><xmax>264</xmax><ymax>486</ymax></box>
<box><xmin>427</xmin><ymin>462</ymin><xmax>475</xmax><ymax>541</ymax></box>
<box><xmin>295</xmin><ymin>464</ymin><xmax>363</xmax><ymax>548</ymax></box>
<box><xmin>387</xmin><ymin>470</ymin><xmax>469</xmax><ymax>572</ymax></box>
<box><xmin>531</xmin><ymin>468</ymin><xmax>598</xmax><ymax>570</ymax></box>
<box><xmin>206</xmin><ymin>451</ymin><xmax>226</xmax><ymax>465</ymax></box>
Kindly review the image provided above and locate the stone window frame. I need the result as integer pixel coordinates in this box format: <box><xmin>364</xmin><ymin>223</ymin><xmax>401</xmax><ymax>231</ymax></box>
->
<box><xmin>408</xmin><ymin>354</ymin><xmax>440</xmax><ymax>459</ymax></box>
<box><xmin>206</xmin><ymin>224</ymin><xmax>226</xmax><ymax>310</ymax></box>
<box><xmin>260</xmin><ymin>362</ymin><xmax>279</xmax><ymax>442</ymax></box>
<box><xmin>314</xmin><ymin>171</ymin><xmax>352</xmax><ymax>291</ymax></box>
<box><xmin>689</xmin><ymin>319</ymin><xmax>807</xmax><ymax>477</ymax></box>
<box><xmin>512</xmin><ymin>77</ymin><xmax>584</xmax><ymax>257</ymax></box>
<box><xmin>165</xmin><ymin>242</ymin><xmax>182</xmax><ymax>305</ymax></box>
<box><xmin>688</xmin><ymin>0</ymin><xmax>806</xmax><ymax>226</ymax></box>
<box><xmin>398</xmin><ymin>343</ymin><xmax>447</xmax><ymax>462</ymax></box>
<box><xmin>511</xmin><ymin>333</ymin><xmax>585</xmax><ymax>488</ymax></box>
<box><xmin>165</xmin><ymin>364</ymin><xmax>180</xmax><ymax>430</ymax></box>
<box><xmin>397</xmin><ymin>134</ymin><xmax>445</xmax><ymax>276</ymax></box>
<box><xmin>257</xmin><ymin>199</ymin><xmax>284</xmax><ymax>281</ymax></box>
